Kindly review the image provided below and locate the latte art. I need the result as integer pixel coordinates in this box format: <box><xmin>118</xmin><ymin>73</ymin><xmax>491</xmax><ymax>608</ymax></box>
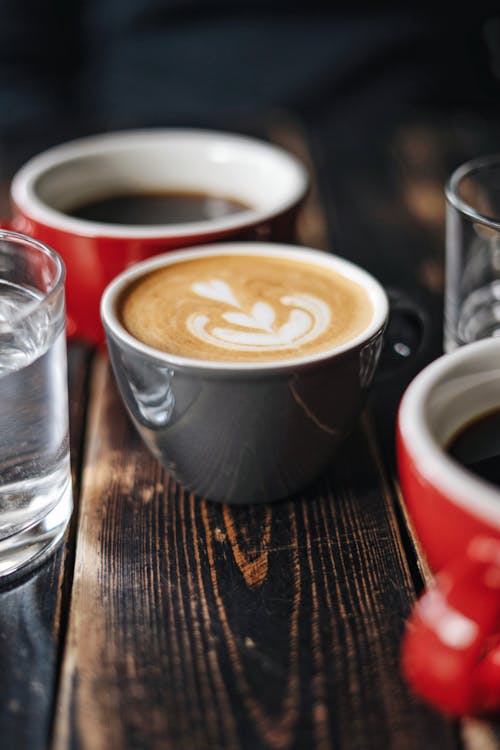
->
<box><xmin>119</xmin><ymin>254</ymin><xmax>374</xmax><ymax>362</ymax></box>
<box><xmin>188</xmin><ymin>279</ymin><xmax>331</xmax><ymax>352</ymax></box>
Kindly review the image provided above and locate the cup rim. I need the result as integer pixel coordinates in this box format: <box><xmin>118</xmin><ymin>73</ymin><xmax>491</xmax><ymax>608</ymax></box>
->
<box><xmin>398</xmin><ymin>337</ymin><xmax>500</xmax><ymax>528</ymax></box>
<box><xmin>445</xmin><ymin>153</ymin><xmax>500</xmax><ymax>230</ymax></box>
<box><xmin>10</xmin><ymin>127</ymin><xmax>309</xmax><ymax>239</ymax></box>
<box><xmin>100</xmin><ymin>241</ymin><xmax>389</xmax><ymax>373</ymax></box>
<box><xmin>0</xmin><ymin>229</ymin><xmax>65</xmax><ymax>325</ymax></box>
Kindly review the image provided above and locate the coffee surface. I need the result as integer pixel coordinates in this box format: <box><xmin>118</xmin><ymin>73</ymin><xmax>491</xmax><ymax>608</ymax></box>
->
<box><xmin>119</xmin><ymin>254</ymin><xmax>374</xmax><ymax>363</ymax></box>
<box><xmin>447</xmin><ymin>406</ymin><xmax>500</xmax><ymax>488</ymax></box>
<box><xmin>68</xmin><ymin>190</ymin><xmax>249</xmax><ymax>225</ymax></box>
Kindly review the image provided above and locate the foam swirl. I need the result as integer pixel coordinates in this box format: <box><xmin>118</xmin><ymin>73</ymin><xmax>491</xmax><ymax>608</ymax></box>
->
<box><xmin>119</xmin><ymin>254</ymin><xmax>374</xmax><ymax>363</ymax></box>
<box><xmin>187</xmin><ymin>279</ymin><xmax>330</xmax><ymax>352</ymax></box>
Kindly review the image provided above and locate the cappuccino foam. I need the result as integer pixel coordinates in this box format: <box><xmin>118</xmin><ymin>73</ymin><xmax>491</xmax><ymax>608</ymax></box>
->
<box><xmin>119</xmin><ymin>254</ymin><xmax>374</xmax><ymax>363</ymax></box>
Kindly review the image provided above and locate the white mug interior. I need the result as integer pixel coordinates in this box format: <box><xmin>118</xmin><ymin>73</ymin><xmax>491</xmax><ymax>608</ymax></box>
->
<box><xmin>100</xmin><ymin>241</ymin><xmax>389</xmax><ymax>372</ymax></box>
<box><xmin>10</xmin><ymin>128</ymin><xmax>309</xmax><ymax>239</ymax></box>
<box><xmin>398</xmin><ymin>337</ymin><xmax>500</xmax><ymax>526</ymax></box>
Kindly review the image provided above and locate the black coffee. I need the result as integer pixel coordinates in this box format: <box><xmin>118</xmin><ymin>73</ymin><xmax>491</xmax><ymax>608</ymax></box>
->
<box><xmin>67</xmin><ymin>190</ymin><xmax>250</xmax><ymax>225</ymax></box>
<box><xmin>447</xmin><ymin>406</ymin><xmax>500</xmax><ymax>487</ymax></box>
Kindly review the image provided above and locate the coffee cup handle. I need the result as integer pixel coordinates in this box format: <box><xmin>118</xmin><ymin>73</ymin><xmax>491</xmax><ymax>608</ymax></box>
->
<box><xmin>375</xmin><ymin>288</ymin><xmax>430</xmax><ymax>378</ymax></box>
<box><xmin>401</xmin><ymin>535</ymin><xmax>500</xmax><ymax>717</ymax></box>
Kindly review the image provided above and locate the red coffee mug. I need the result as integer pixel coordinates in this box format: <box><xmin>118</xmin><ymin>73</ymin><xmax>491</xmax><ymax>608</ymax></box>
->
<box><xmin>397</xmin><ymin>337</ymin><xmax>500</xmax><ymax>717</ymax></box>
<box><xmin>5</xmin><ymin>128</ymin><xmax>309</xmax><ymax>345</ymax></box>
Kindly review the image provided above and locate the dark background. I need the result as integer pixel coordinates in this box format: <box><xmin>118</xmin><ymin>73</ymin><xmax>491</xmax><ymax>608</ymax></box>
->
<box><xmin>1</xmin><ymin>4</ymin><xmax>500</xmax><ymax>179</ymax></box>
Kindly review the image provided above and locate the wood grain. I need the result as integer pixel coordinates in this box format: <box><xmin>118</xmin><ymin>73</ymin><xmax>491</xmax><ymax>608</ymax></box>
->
<box><xmin>308</xmin><ymin>113</ymin><xmax>500</xmax><ymax>748</ymax></box>
<box><xmin>6</xmin><ymin>116</ymin><xmax>500</xmax><ymax>750</ymax></box>
<box><xmin>50</xmin><ymin>346</ymin><xmax>460</xmax><ymax>750</ymax></box>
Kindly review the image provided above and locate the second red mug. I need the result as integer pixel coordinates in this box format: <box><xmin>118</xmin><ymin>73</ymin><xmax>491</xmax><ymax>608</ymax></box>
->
<box><xmin>397</xmin><ymin>337</ymin><xmax>500</xmax><ymax>717</ymax></box>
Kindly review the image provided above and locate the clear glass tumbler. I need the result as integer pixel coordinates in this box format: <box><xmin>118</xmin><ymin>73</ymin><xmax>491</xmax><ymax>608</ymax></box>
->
<box><xmin>445</xmin><ymin>154</ymin><xmax>500</xmax><ymax>352</ymax></box>
<box><xmin>0</xmin><ymin>230</ymin><xmax>72</xmax><ymax>579</ymax></box>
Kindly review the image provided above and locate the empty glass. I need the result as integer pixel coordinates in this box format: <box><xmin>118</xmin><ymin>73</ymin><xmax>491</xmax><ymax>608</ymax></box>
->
<box><xmin>445</xmin><ymin>154</ymin><xmax>500</xmax><ymax>352</ymax></box>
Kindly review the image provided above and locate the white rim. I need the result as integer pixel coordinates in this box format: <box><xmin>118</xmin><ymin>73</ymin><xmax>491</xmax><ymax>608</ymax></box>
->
<box><xmin>101</xmin><ymin>242</ymin><xmax>389</xmax><ymax>372</ymax></box>
<box><xmin>398</xmin><ymin>337</ymin><xmax>500</xmax><ymax>526</ymax></box>
<box><xmin>0</xmin><ymin>229</ymin><xmax>65</xmax><ymax>320</ymax></box>
<box><xmin>445</xmin><ymin>153</ymin><xmax>500</xmax><ymax>230</ymax></box>
<box><xmin>11</xmin><ymin>128</ymin><xmax>309</xmax><ymax>239</ymax></box>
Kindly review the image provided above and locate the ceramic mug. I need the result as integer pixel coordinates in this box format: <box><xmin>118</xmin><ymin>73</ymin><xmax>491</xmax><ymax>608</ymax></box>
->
<box><xmin>101</xmin><ymin>241</ymin><xmax>389</xmax><ymax>504</ymax></box>
<box><xmin>397</xmin><ymin>337</ymin><xmax>500</xmax><ymax>717</ymax></box>
<box><xmin>5</xmin><ymin>128</ymin><xmax>308</xmax><ymax>345</ymax></box>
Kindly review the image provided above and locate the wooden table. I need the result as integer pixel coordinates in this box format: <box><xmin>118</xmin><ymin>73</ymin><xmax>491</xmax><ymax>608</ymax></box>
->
<box><xmin>2</xmin><ymin>112</ymin><xmax>500</xmax><ymax>750</ymax></box>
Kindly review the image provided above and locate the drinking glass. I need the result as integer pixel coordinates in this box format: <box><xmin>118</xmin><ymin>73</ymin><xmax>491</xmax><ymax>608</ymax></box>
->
<box><xmin>444</xmin><ymin>154</ymin><xmax>500</xmax><ymax>352</ymax></box>
<box><xmin>0</xmin><ymin>230</ymin><xmax>72</xmax><ymax>579</ymax></box>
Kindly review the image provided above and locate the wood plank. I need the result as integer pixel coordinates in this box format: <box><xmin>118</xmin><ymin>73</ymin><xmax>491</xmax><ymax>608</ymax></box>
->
<box><xmin>51</xmin><ymin>122</ymin><xmax>462</xmax><ymax>750</ymax></box>
<box><xmin>0</xmin><ymin>341</ymin><xmax>93</xmax><ymax>750</ymax></box>
<box><xmin>52</xmin><ymin>352</ymin><xmax>460</xmax><ymax>750</ymax></box>
<box><xmin>308</xmin><ymin>113</ymin><xmax>500</xmax><ymax>747</ymax></box>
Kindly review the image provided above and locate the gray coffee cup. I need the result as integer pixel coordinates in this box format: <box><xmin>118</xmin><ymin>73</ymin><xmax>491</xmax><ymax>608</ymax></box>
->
<box><xmin>100</xmin><ymin>242</ymin><xmax>389</xmax><ymax>504</ymax></box>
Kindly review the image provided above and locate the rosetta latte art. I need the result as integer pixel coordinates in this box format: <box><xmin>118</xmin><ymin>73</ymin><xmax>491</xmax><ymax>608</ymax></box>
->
<box><xmin>119</xmin><ymin>254</ymin><xmax>374</xmax><ymax>362</ymax></box>
<box><xmin>188</xmin><ymin>279</ymin><xmax>331</xmax><ymax>352</ymax></box>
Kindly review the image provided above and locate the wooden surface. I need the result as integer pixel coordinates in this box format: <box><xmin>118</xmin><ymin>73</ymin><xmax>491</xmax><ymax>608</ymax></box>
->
<box><xmin>2</xmin><ymin>115</ymin><xmax>500</xmax><ymax>750</ymax></box>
